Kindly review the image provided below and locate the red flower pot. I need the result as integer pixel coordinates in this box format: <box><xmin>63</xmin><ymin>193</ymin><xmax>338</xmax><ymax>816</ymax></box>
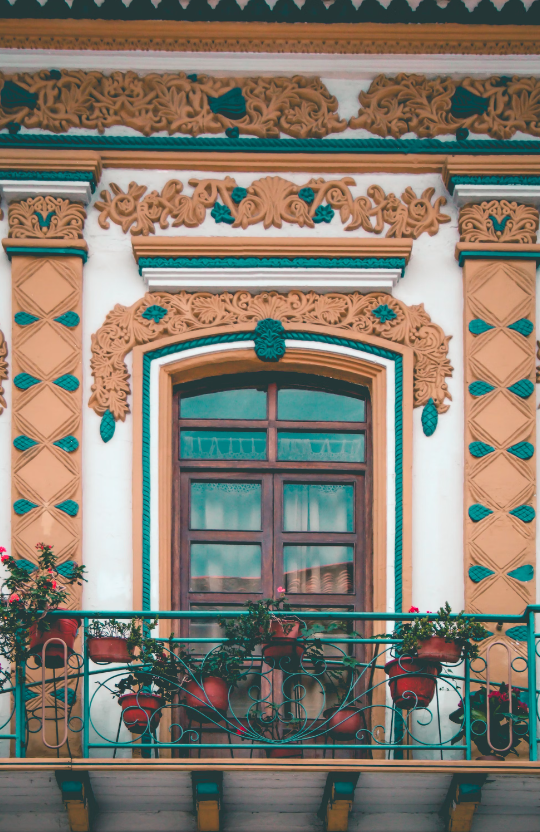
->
<box><xmin>385</xmin><ymin>657</ymin><xmax>441</xmax><ymax>710</ymax></box>
<box><xmin>416</xmin><ymin>637</ymin><xmax>462</xmax><ymax>664</ymax></box>
<box><xmin>262</xmin><ymin>620</ymin><xmax>303</xmax><ymax>666</ymax></box>
<box><xmin>88</xmin><ymin>636</ymin><xmax>131</xmax><ymax>664</ymax></box>
<box><xmin>324</xmin><ymin>706</ymin><xmax>363</xmax><ymax>740</ymax></box>
<box><xmin>118</xmin><ymin>693</ymin><xmax>163</xmax><ymax>734</ymax></box>
<box><xmin>267</xmin><ymin>745</ymin><xmax>303</xmax><ymax>758</ymax></box>
<box><xmin>29</xmin><ymin>614</ymin><xmax>80</xmax><ymax>669</ymax></box>
<box><xmin>184</xmin><ymin>676</ymin><xmax>229</xmax><ymax>721</ymax></box>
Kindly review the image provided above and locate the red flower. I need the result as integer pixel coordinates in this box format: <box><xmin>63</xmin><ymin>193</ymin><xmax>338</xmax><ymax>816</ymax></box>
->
<box><xmin>236</xmin><ymin>726</ymin><xmax>247</xmax><ymax>736</ymax></box>
<box><xmin>0</xmin><ymin>546</ymin><xmax>6</xmax><ymax>554</ymax></box>
<box><xmin>48</xmin><ymin>568</ymin><xmax>53</xmax><ymax>573</ymax></box>
<box><xmin>1</xmin><ymin>554</ymin><xmax>9</xmax><ymax>564</ymax></box>
<box><xmin>8</xmin><ymin>593</ymin><xmax>19</xmax><ymax>603</ymax></box>
<box><xmin>277</xmin><ymin>586</ymin><xmax>285</xmax><ymax>594</ymax></box>
<box><xmin>51</xmin><ymin>581</ymin><xmax>57</xmax><ymax>589</ymax></box>
<box><xmin>408</xmin><ymin>606</ymin><xmax>419</xmax><ymax>613</ymax></box>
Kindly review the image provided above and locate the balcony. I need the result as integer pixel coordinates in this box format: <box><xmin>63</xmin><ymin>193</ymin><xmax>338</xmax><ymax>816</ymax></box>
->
<box><xmin>0</xmin><ymin>609</ymin><xmax>538</xmax><ymax>832</ymax></box>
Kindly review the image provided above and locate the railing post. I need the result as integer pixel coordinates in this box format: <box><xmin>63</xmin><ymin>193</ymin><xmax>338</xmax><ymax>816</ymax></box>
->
<box><xmin>464</xmin><ymin>653</ymin><xmax>472</xmax><ymax>761</ymax></box>
<box><xmin>15</xmin><ymin>660</ymin><xmax>26</xmax><ymax>758</ymax></box>
<box><xmin>528</xmin><ymin>609</ymin><xmax>537</xmax><ymax>761</ymax></box>
<box><xmin>83</xmin><ymin>617</ymin><xmax>89</xmax><ymax>759</ymax></box>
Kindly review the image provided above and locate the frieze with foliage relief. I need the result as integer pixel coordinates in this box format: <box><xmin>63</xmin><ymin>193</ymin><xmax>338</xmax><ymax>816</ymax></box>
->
<box><xmin>458</xmin><ymin>200</ymin><xmax>539</xmax><ymax>244</ymax></box>
<box><xmin>95</xmin><ymin>177</ymin><xmax>450</xmax><ymax>238</ymax></box>
<box><xmin>89</xmin><ymin>290</ymin><xmax>453</xmax><ymax>433</ymax></box>
<box><xmin>8</xmin><ymin>196</ymin><xmax>86</xmax><ymax>240</ymax></box>
<box><xmin>0</xmin><ymin>71</ymin><xmax>346</xmax><ymax>140</ymax></box>
<box><xmin>351</xmin><ymin>73</ymin><xmax>540</xmax><ymax>141</ymax></box>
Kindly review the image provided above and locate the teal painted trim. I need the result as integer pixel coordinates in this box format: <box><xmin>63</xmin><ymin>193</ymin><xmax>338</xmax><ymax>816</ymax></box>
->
<box><xmin>3</xmin><ymin>135</ymin><xmax>540</xmax><ymax>156</ymax></box>
<box><xmin>138</xmin><ymin>256</ymin><xmax>407</xmax><ymax>276</ymax></box>
<box><xmin>0</xmin><ymin>170</ymin><xmax>96</xmax><ymax>192</ymax></box>
<box><xmin>448</xmin><ymin>175</ymin><xmax>540</xmax><ymax>194</ymax></box>
<box><xmin>141</xmin><ymin>330</ymin><xmax>404</xmax><ymax>613</ymax></box>
<box><xmin>5</xmin><ymin>247</ymin><xmax>88</xmax><ymax>263</ymax></box>
<box><xmin>459</xmin><ymin>251</ymin><xmax>540</xmax><ymax>266</ymax></box>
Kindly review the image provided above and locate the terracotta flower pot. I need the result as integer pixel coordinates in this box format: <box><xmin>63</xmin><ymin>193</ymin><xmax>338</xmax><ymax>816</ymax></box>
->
<box><xmin>88</xmin><ymin>636</ymin><xmax>131</xmax><ymax>664</ymax></box>
<box><xmin>118</xmin><ymin>693</ymin><xmax>163</xmax><ymax>734</ymax></box>
<box><xmin>416</xmin><ymin>636</ymin><xmax>462</xmax><ymax>664</ymax></box>
<box><xmin>262</xmin><ymin>620</ymin><xmax>303</xmax><ymax>666</ymax></box>
<box><xmin>385</xmin><ymin>657</ymin><xmax>441</xmax><ymax>710</ymax></box>
<box><xmin>267</xmin><ymin>745</ymin><xmax>303</xmax><ymax>758</ymax></box>
<box><xmin>184</xmin><ymin>676</ymin><xmax>229</xmax><ymax>721</ymax></box>
<box><xmin>324</xmin><ymin>706</ymin><xmax>363</xmax><ymax>740</ymax></box>
<box><xmin>29</xmin><ymin>614</ymin><xmax>80</xmax><ymax>669</ymax></box>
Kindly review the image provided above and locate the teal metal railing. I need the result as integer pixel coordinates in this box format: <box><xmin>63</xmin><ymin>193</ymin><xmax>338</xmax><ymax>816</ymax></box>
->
<box><xmin>2</xmin><ymin>608</ymin><xmax>538</xmax><ymax>760</ymax></box>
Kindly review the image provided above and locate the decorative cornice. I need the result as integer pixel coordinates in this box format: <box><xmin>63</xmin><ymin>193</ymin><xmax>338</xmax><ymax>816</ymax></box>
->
<box><xmin>97</xmin><ymin>177</ymin><xmax>449</xmax><ymax>237</ymax></box>
<box><xmin>137</xmin><ymin>256</ymin><xmax>407</xmax><ymax>272</ymax></box>
<box><xmin>7</xmin><ymin>196</ymin><xmax>86</xmax><ymax>240</ymax></box>
<box><xmin>458</xmin><ymin>201</ymin><xmax>539</xmax><ymax>244</ymax></box>
<box><xmin>0</xmin><ymin>329</ymin><xmax>7</xmax><ymax>414</ymax></box>
<box><xmin>131</xmin><ymin>237</ymin><xmax>413</xmax><ymax>260</ymax></box>
<box><xmin>455</xmin><ymin>242</ymin><xmax>540</xmax><ymax>266</ymax></box>
<box><xmin>0</xmin><ymin>71</ymin><xmax>345</xmax><ymax>140</ymax></box>
<box><xmin>1</xmin><ymin>22</ymin><xmax>540</xmax><ymax>55</ymax></box>
<box><xmin>351</xmin><ymin>74</ymin><xmax>540</xmax><ymax>141</ymax></box>
<box><xmin>2</xmin><ymin>238</ymin><xmax>89</xmax><ymax>263</ymax></box>
<box><xmin>447</xmin><ymin>176</ymin><xmax>540</xmax><ymax>195</ymax></box>
<box><xmin>0</xmin><ymin>150</ymin><xmax>101</xmax><ymax>183</ymax></box>
<box><xmin>89</xmin><ymin>289</ymin><xmax>452</xmax><ymax>432</ymax></box>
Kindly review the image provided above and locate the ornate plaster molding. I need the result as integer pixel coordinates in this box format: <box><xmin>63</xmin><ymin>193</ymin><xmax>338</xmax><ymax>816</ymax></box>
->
<box><xmin>0</xmin><ymin>329</ymin><xmax>7</xmax><ymax>414</ymax></box>
<box><xmin>95</xmin><ymin>178</ymin><xmax>450</xmax><ymax>237</ymax></box>
<box><xmin>351</xmin><ymin>74</ymin><xmax>540</xmax><ymax>140</ymax></box>
<box><xmin>8</xmin><ymin>196</ymin><xmax>86</xmax><ymax>240</ymax></box>
<box><xmin>1</xmin><ymin>21</ymin><xmax>540</xmax><ymax>55</ymax></box>
<box><xmin>89</xmin><ymin>290</ymin><xmax>453</xmax><ymax>432</ymax></box>
<box><xmin>0</xmin><ymin>71</ymin><xmax>345</xmax><ymax>140</ymax></box>
<box><xmin>459</xmin><ymin>201</ymin><xmax>539</xmax><ymax>244</ymax></box>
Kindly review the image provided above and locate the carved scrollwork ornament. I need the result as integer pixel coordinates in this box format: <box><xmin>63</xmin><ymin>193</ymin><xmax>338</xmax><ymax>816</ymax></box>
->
<box><xmin>89</xmin><ymin>290</ymin><xmax>453</xmax><ymax>431</ymax></box>
<box><xmin>0</xmin><ymin>330</ymin><xmax>7</xmax><ymax>414</ymax></box>
<box><xmin>95</xmin><ymin>177</ymin><xmax>450</xmax><ymax>238</ymax></box>
<box><xmin>8</xmin><ymin>196</ymin><xmax>86</xmax><ymax>240</ymax></box>
<box><xmin>459</xmin><ymin>201</ymin><xmax>539</xmax><ymax>244</ymax></box>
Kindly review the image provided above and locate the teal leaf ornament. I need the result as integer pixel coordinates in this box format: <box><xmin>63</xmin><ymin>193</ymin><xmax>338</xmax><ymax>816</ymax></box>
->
<box><xmin>54</xmin><ymin>374</ymin><xmax>79</xmax><ymax>391</ymax></box>
<box><xmin>211</xmin><ymin>203</ymin><xmax>234</xmax><ymax>224</ymax></box>
<box><xmin>142</xmin><ymin>305</ymin><xmax>167</xmax><ymax>323</ymax></box>
<box><xmin>54</xmin><ymin>436</ymin><xmax>79</xmax><ymax>452</ymax></box>
<box><xmin>507</xmin><ymin>379</ymin><xmax>534</xmax><ymax>398</ymax></box>
<box><xmin>207</xmin><ymin>88</ymin><xmax>246</xmax><ymax>120</ymax></box>
<box><xmin>313</xmin><ymin>205</ymin><xmax>335</xmax><ymax>224</ymax></box>
<box><xmin>469</xmin><ymin>504</ymin><xmax>493</xmax><ymax>522</ymax></box>
<box><xmin>421</xmin><ymin>398</ymin><xmax>438</xmax><ymax>437</ymax></box>
<box><xmin>35</xmin><ymin>211</ymin><xmax>56</xmax><ymax>229</ymax></box>
<box><xmin>16</xmin><ymin>558</ymin><xmax>38</xmax><ymax>575</ymax></box>
<box><xmin>254</xmin><ymin>319</ymin><xmax>286</xmax><ymax>363</ymax></box>
<box><xmin>298</xmin><ymin>187</ymin><xmax>315</xmax><ymax>204</ymax></box>
<box><xmin>13</xmin><ymin>435</ymin><xmax>38</xmax><ymax>451</ymax></box>
<box><xmin>469</xmin><ymin>319</ymin><xmax>494</xmax><ymax>335</ymax></box>
<box><xmin>507</xmin><ymin>442</ymin><xmax>534</xmax><ymax>460</ymax></box>
<box><xmin>56</xmin><ymin>560</ymin><xmax>77</xmax><ymax>578</ymax></box>
<box><xmin>100</xmin><ymin>410</ymin><xmax>116</xmax><ymax>443</ymax></box>
<box><xmin>469</xmin><ymin>381</ymin><xmax>495</xmax><ymax>396</ymax></box>
<box><xmin>14</xmin><ymin>311</ymin><xmax>39</xmax><ymax>326</ymax></box>
<box><xmin>54</xmin><ymin>311</ymin><xmax>80</xmax><ymax>327</ymax></box>
<box><xmin>507</xmin><ymin>564</ymin><xmax>534</xmax><ymax>582</ymax></box>
<box><xmin>508</xmin><ymin>319</ymin><xmax>534</xmax><ymax>337</ymax></box>
<box><xmin>450</xmin><ymin>86</ymin><xmax>489</xmax><ymax>119</ymax></box>
<box><xmin>469</xmin><ymin>565</ymin><xmax>494</xmax><ymax>583</ymax></box>
<box><xmin>509</xmin><ymin>505</ymin><xmax>535</xmax><ymax>522</ymax></box>
<box><xmin>231</xmin><ymin>187</ymin><xmax>247</xmax><ymax>204</ymax></box>
<box><xmin>14</xmin><ymin>373</ymin><xmax>40</xmax><ymax>390</ymax></box>
<box><xmin>469</xmin><ymin>442</ymin><xmax>494</xmax><ymax>457</ymax></box>
<box><xmin>55</xmin><ymin>500</ymin><xmax>79</xmax><ymax>516</ymax></box>
<box><xmin>488</xmin><ymin>214</ymin><xmax>511</xmax><ymax>234</ymax></box>
<box><xmin>506</xmin><ymin>626</ymin><xmax>528</xmax><ymax>642</ymax></box>
<box><xmin>13</xmin><ymin>499</ymin><xmax>38</xmax><ymax>515</ymax></box>
<box><xmin>371</xmin><ymin>304</ymin><xmax>397</xmax><ymax>323</ymax></box>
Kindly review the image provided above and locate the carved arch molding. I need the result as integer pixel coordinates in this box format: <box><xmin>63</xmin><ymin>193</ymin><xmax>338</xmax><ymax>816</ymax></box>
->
<box><xmin>89</xmin><ymin>289</ymin><xmax>453</xmax><ymax>440</ymax></box>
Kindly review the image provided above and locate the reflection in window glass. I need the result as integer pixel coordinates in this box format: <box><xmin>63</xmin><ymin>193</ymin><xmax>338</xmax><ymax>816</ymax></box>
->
<box><xmin>181</xmin><ymin>430</ymin><xmax>267</xmax><ymax>460</ymax></box>
<box><xmin>190</xmin><ymin>543</ymin><xmax>262</xmax><ymax>592</ymax></box>
<box><xmin>284</xmin><ymin>545</ymin><xmax>354</xmax><ymax>594</ymax></box>
<box><xmin>191</xmin><ymin>482</ymin><xmax>261</xmax><ymax>530</ymax></box>
<box><xmin>181</xmin><ymin>388</ymin><xmax>266</xmax><ymax>420</ymax></box>
<box><xmin>277</xmin><ymin>432</ymin><xmax>364</xmax><ymax>462</ymax></box>
<box><xmin>283</xmin><ymin>484</ymin><xmax>353</xmax><ymax>532</ymax></box>
<box><xmin>278</xmin><ymin>389</ymin><xmax>365</xmax><ymax>422</ymax></box>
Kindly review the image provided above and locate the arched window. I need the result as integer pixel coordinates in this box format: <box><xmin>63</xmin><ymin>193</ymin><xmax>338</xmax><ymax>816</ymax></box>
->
<box><xmin>172</xmin><ymin>373</ymin><xmax>371</xmax><ymax>632</ymax></box>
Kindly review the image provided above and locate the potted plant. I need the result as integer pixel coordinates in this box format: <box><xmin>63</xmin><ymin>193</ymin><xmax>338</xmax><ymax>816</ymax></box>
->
<box><xmin>114</xmin><ymin>635</ymin><xmax>179</xmax><ymax>734</ymax></box>
<box><xmin>320</xmin><ymin>651</ymin><xmax>365</xmax><ymax>739</ymax></box>
<box><xmin>181</xmin><ymin>645</ymin><xmax>245</xmax><ymax>722</ymax></box>
<box><xmin>220</xmin><ymin>592</ymin><xmax>304</xmax><ymax>667</ymax></box>
<box><xmin>385</xmin><ymin>655</ymin><xmax>441</xmax><ymax>710</ymax></box>
<box><xmin>399</xmin><ymin>603</ymin><xmax>488</xmax><ymax>664</ymax></box>
<box><xmin>87</xmin><ymin>618</ymin><xmax>142</xmax><ymax>664</ymax></box>
<box><xmin>449</xmin><ymin>684</ymin><xmax>529</xmax><ymax>759</ymax></box>
<box><xmin>0</xmin><ymin>543</ymin><xmax>86</xmax><ymax>668</ymax></box>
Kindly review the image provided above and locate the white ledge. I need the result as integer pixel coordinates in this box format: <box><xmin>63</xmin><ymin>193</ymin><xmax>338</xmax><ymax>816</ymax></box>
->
<box><xmin>141</xmin><ymin>267</ymin><xmax>403</xmax><ymax>294</ymax></box>
<box><xmin>0</xmin><ymin>180</ymin><xmax>93</xmax><ymax>204</ymax></box>
<box><xmin>453</xmin><ymin>184</ymin><xmax>540</xmax><ymax>207</ymax></box>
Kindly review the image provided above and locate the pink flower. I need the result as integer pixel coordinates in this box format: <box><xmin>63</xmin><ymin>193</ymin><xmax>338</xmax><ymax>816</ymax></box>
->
<box><xmin>408</xmin><ymin>606</ymin><xmax>419</xmax><ymax>613</ymax></box>
<box><xmin>426</xmin><ymin>611</ymin><xmax>433</xmax><ymax>614</ymax></box>
<box><xmin>51</xmin><ymin>581</ymin><xmax>57</xmax><ymax>589</ymax></box>
<box><xmin>8</xmin><ymin>593</ymin><xmax>19</xmax><ymax>603</ymax></box>
<box><xmin>236</xmin><ymin>726</ymin><xmax>247</xmax><ymax>736</ymax></box>
<box><xmin>1</xmin><ymin>554</ymin><xmax>9</xmax><ymax>564</ymax></box>
<box><xmin>277</xmin><ymin>587</ymin><xmax>285</xmax><ymax>594</ymax></box>
<box><xmin>0</xmin><ymin>547</ymin><xmax>6</xmax><ymax>554</ymax></box>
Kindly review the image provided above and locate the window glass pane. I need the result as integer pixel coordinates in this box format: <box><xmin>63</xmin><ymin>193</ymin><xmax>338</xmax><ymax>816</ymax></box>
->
<box><xmin>284</xmin><ymin>545</ymin><xmax>353</xmax><ymax>594</ymax></box>
<box><xmin>181</xmin><ymin>430</ymin><xmax>267</xmax><ymax>460</ymax></box>
<box><xmin>278</xmin><ymin>389</ymin><xmax>365</xmax><ymax>422</ymax></box>
<box><xmin>190</xmin><ymin>543</ymin><xmax>262</xmax><ymax>592</ymax></box>
<box><xmin>181</xmin><ymin>388</ymin><xmax>266</xmax><ymax>420</ymax></box>
<box><xmin>277</xmin><ymin>432</ymin><xmax>364</xmax><ymax>462</ymax></box>
<box><xmin>191</xmin><ymin>482</ymin><xmax>262</xmax><ymax>530</ymax></box>
<box><xmin>283</xmin><ymin>484</ymin><xmax>353</xmax><ymax>532</ymax></box>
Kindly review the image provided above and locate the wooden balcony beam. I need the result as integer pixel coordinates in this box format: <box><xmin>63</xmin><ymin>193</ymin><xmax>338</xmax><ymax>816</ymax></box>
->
<box><xmin>318</xmin><ymin>772</ymin><xmax>360</xmax><ymax>832</ymax></box>
<box><xmin>192</xmin><ymin>771</ymin><xmax>223</xmax><ymax>832</ymax></box>
<box><xmin>443</xmin><ymin>774</ymin><xmax>488</xmax><ymax>832</ymax></box>
<box><xmin>55</xmin><ymin>771</ymin><xmax>96</xmax><ymax>832</ymax></box>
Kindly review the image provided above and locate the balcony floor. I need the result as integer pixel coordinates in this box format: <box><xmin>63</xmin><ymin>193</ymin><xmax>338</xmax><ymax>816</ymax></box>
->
<box><xmin>0</xmin><ymin>759</ymin><xmax>538</xmax><ymax>832</ymax></box>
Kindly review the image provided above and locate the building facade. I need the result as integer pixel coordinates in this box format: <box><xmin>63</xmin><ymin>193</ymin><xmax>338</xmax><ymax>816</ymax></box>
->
<box><xmin>0</xmin><ymin>6</ymin><xmax>539</xmax><ymax>831</ymax></box>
